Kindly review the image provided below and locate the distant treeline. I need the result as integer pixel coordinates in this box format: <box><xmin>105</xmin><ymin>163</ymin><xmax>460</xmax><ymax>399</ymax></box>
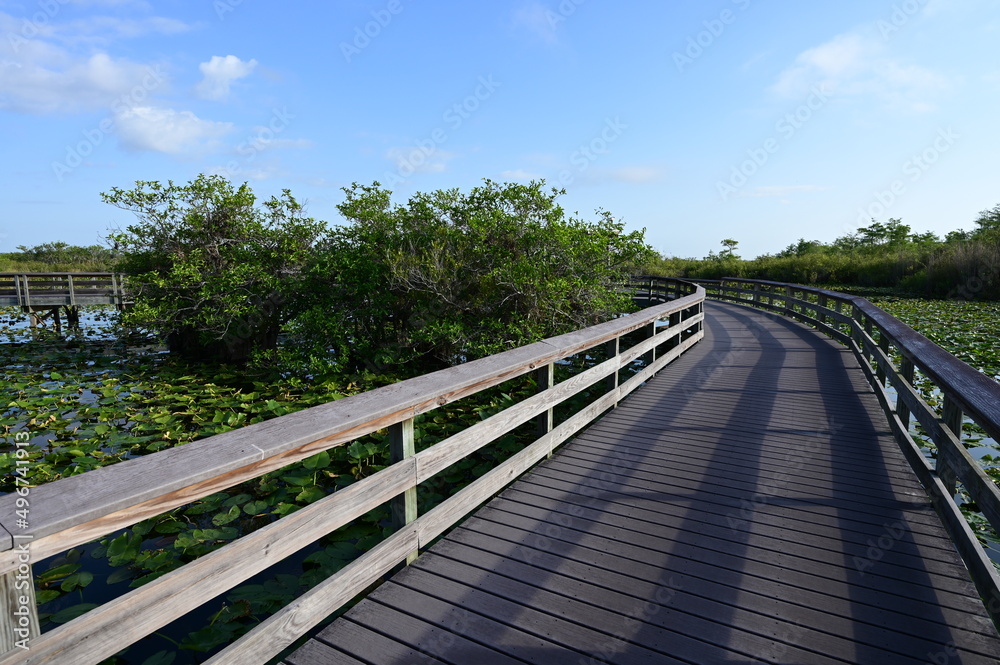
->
<box><xmin>0</xmin><ymin>242</ymin><xmax>115</xmax><ymax>272</ymax></box>
<box><xmin>8</xmin><ymin>202</ymin><xmax>1000</xmax><ymax>301</ymax></box>
<box><xmin>641</xmin><ymin>204</ymin><xmax>1000</xmax><ymax>300</ymax></box>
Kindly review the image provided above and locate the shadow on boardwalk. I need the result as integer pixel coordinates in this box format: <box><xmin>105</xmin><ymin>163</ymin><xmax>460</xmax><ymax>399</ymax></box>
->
<box><xmin>286</xmin><ymin>300</ymin><xmax>1000</xmax><ymax>665</ymax></box>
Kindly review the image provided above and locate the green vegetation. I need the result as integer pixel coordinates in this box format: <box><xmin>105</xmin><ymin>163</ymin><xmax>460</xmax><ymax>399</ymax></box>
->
<box><xmin>1</xmin><ymin>176</ymin><xmax>648</xmax><ymax>662</ymax></box>
<box><xmin>870</xmin><ymin>296</ymin><xmax>1000</xmax><ymax>381</ymax></box>
<box><xmin>643</xmin><ymin>206</ymin><xmax>1000</xmax><ymax>300</ymax></box>
<box><xmin>101</xmin><ymin>176</ymin><xmax>647</xmax><ymax>374</ymax></box>
<box><xmin>6</xmin><ymin>176</ymin><xmax>998</xmax><ymax>660</ymax></box>
<box><xmin>285</xmin><ymin>180</ymin><xmax>651</xmax><ymax>374</ymax></box>
<box><xmin>0</xmin><ymin>303</ymin><xmax>620</xmax><ymax>662</ymax></box>
<box><xmin>867</xmin><ymin>296</ymin><xmax>1000</xmax><ymax>556</ymax></box>
<box><xmin>104</xmin><ymin>175</ymin><xmax>326</xmax><ymax>363</ymax></box>
<box><xmin>0</xmin><ymin>242</ymin><xmax>114</xmax><ymax>272</ymax></box>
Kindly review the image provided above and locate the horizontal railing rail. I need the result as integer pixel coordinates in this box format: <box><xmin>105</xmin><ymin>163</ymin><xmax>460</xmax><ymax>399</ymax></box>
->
<box><xmin>0</xmin><ymin>273</ymin><xmax>128</xmax><ymax>308</ymax></box>
<box><xmin>696</xmin><ymin>277</ymin><xmax>1000</xmax><ymax>625</ymax></box>
<box><xmin>0</xmin><ymin>277</ymin><xmax>703</xmax><ymax>664</ymax></box>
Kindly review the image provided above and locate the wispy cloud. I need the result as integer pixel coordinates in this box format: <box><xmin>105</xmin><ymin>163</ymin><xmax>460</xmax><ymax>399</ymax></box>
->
<box><xmin>0</xmin><ymin>9</ymin><xmax>187</xmax><ymax>114</ymax></box>
<box><xmin>115</xmin><ymin>106</ymin><xmax>232</xmax><ymax>154</ymax></box>
<box><xmin>196</xmin><ymin>55</ymin><xmax>257</xmax><ymax>100</ymax></box>
<box><xmin>385</xmin><ymin>145</ymin><xmax>457</xmax><ymax>174</ymax></box>
<box><xmin>60</xmin><ymin>15</ymin><xmax>192</xmax><ymax>41</ymax></box>
<box><xmin>770</xmin><ymin>31</ymin><xmax>948</xmax><ymax>112</ymax></box>
<box><xmin>0</xmin><ymin>46</ymin><xmax>160</xmax><ymax>114</ymax></box>
<box><xmin>512</xmin><ymin>3</ymin><xmax>560</xmax><ymax>45</ymax></box>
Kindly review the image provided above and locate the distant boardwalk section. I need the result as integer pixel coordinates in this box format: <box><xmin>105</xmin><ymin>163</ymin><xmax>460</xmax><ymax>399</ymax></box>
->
<box><xmin>0</xmin><ymin>272</ymin><xmax>129</xmax><ymax>329</ymax></box>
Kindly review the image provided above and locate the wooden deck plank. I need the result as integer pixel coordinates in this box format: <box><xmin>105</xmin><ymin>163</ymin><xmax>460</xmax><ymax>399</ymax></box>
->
<box><xmin>418</xmin><ymin>535</ymin><xmax>1000</xmax><ymax>662</ymax></box>
<box><xmin>316</xmin><ymin>601</ymin><xmax>529</xmax><ymax>665</ymax></box>
<box><xmin>441</xmin><ymin>525</ymin><xmax>1000</xmax><ymax>644</ymax></box>
<box><xmin>283</xmin><ymin>636</ymin><xmax>373</xmax><ymax>665</ymax></box>
<box><xmin>471</xmin><ymin>500</ymin><xmax>982</xmax><ymax>611</ymax></box>
<box><xmin>289</xmin><ymin>299</ymin><xmax>1000</xmax><ymax>664</ymax></box>
<box><xmin>395</xmin><ymin>556</ymin><xmax>849</xmax><ymax>665</ymax></box>
<box><xmin>500</xmin><ymin>480</ymin><xmax>968</xmax><ymax>576</ymax></box>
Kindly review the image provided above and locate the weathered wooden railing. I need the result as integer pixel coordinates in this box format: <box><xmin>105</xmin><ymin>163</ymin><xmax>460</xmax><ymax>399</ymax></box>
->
<box><xmin>0</xmin><ymin>273</ymin><xmax>127</xmax><ymax>308</ymax></box>
<box><xmin>628</xmin><ymin>274</ymin><xmax>692</xmax><ymax>304</ymax></box>
<box><xmin>698</xmin><ymin>277</ymin><xmax>1000</xmax><ymax>624</ymax></box>
<box><xmin>0</xmin><ymin>273</ymin><xmax>129</xmax><ymax>329</ymax></box>
<box><xmin>0</xmin><ymin>277</ymin><xmax>703</xmax><ymax>664</ymax></box>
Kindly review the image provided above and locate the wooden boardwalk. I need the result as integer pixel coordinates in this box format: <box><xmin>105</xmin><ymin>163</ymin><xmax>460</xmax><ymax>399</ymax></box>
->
<box><xmin>285</xmin><ymin>299</ymin><xmax>1000</xmax><ymax>664</ymax></box>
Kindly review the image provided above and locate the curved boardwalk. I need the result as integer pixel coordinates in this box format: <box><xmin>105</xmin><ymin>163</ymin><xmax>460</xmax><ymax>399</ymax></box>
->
<box><xmin>286</xmin><ymin>300</ymin><xmax>1000</xmax><ymax>664</ymax></box>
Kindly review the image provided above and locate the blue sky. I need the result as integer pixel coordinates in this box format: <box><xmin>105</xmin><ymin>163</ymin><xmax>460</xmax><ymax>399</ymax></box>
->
<box><xmin>1</xmin><ymin>0</ymin><xmax>998</xmax><ymax>259</ymax></box>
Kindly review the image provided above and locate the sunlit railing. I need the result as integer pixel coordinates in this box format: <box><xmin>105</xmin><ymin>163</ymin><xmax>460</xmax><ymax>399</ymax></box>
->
<box><xmin>0</xmin><ymin>277</ymin><xmax>703</xmax><ymax>664</ymax></box>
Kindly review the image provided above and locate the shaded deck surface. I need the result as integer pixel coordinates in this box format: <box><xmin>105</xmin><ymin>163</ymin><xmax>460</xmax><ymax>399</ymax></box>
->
<box><xmin>286</xmin><ymin>300</ymin><xmax>1000</xmax><ymax>664</ymax></box>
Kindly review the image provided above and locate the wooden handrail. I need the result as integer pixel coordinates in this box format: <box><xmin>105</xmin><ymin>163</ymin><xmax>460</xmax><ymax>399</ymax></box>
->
<box><xmin>0</xmin><ymin>277</ymin><xmax>704</xmax><ymax>664</ymax></box>
<box><xmin>0</xmin><ymin>273</ymin><xmax>127</xmax><ymax>309</ymax></box>
<box><xmin>0</xmin><ymin>273</ymin><xmax>118</xmax><ymax>278</ymax></box>
<box><xmin>696</xmin><ymin>277</ymin><xmax>1000</xmax><ymax>625</ymax></box>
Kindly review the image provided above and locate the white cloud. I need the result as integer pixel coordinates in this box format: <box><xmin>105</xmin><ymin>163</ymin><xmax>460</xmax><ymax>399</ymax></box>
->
<box><xmin>770</xmin><ymin>31</ymin><xmax>948</xmax><ymax>112</ymax></box>
<box><xmin>62</xmin><ymin>16</ymin><xmax>192</xmax><ymax>40</ymax></box>
<box><xmin>771</xmin><ymin>33</ymin><xmax>874</xmax><ymax>98</ymax></box>
<box><xmin>115</xmin><ymin>106</ymin><xmax>232</xmax><ymax>154</ymax></box>
<box><xmin>0</xmin><ymin>46</ymin><xmax>161</xmax><ymax>114</ymax></box>
<box><xmin>385</xmin><ymin>146</ymin><xmax>456</xmax><ymax>174</ymax></box>
<box><xmin>0</xmin><ymin>10</ymin><xmax>181</xmax><ymax>114</ymax></box>
<box><xmin>196</xmin><ymin>55</ymin><xmax>257</xmax><ymax>100</ymax></box>
<box><xmin>513</xmin><ymin>3</ymin><xmax>559</xmax><ymax>45</ymax></box>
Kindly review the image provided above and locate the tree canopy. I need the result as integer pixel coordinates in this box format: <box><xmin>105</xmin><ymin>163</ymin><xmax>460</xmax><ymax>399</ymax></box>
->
<box><xmin>104</xmin><ymin>174</ymin><xmax>326</xmax><ymax>362</ymax></box>
<box><xmin>287</xmin><ymin>180</ymin><xmax>653</xmax><ymax>373</ymax></box>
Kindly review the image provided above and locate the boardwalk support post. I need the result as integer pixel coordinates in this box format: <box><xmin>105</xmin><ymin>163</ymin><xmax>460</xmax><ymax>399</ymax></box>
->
<box><xmin>940</xmin><ymin>396</ymin><xmax>963</xmax><ymax>496</ymax></box>
<box><xmin>536</xmin><ymin>363</ymin><xmax>555</xmax><ymax>454</ymax></box>
<box><xmin>644</xmin><ymin>321</ymin><xmax>657</xmax><ymax>367</ymax></box>
<box><xmin>896</xmin><ymin>358</ymin><xmax>914</xmax><ymax>430</ymax></box>
<box><xmin>605</xmin><ymin>338</ymin><xmax>619</xmax><ymax>408</ymax></box>
<box><xmin>0</xmin><ymin>559</ymin><xmax>40</xmax><ymax>653</ymax></box>
<box><xmin>389</xmin><ymin>418</ymin><xmax>418</xmax><ymax>565</ymax></box>
<box><xmin>876</xmin><ymin>330</ymin><xmax>890</xmax><ymax>386</ymax></box>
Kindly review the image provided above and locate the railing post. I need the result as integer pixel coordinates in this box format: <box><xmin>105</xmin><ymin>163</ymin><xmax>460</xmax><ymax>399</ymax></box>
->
<box><xmin>753</xmin><ymin>282</ymin><xmax>761</xmax><ymax>307</ymax></box>
<box><xmin>851</xmin><ymin>304</ymin><xmax>863</xmax><ymax>350</ymax></box>
<box><xmin>22</xmin><ymin>275</ymin><xmax>30</xmax><ymax>310</ymax></box>
<box><xmin>940</xmin><ymin>395</ymin><xmax>963</xmax><ymax>496</ymax></box>
<box><xmin>876</xmin><ymin>330</ymin><xmax>890</xmax><ymax>386</ymax></box>
<box><xmin>605</xmin><ymin>338</ymin><xmax>620</xmax><ymax>408</ymax></box>
<box><xmin>644</xmin><ymin>320</ymin><xmax>657</xmax><ymax>367</ymax></box>
<box><xmin>112</xmin><ymin>273</ymin><xmax>124</xmax><ymax>310</ymax></box>
<box><xmin>863</xmin><ymin>316</ymin><xmax>877</xmax><ymax>356</ymax></box>
<box><xmin>14</xmin><ymin>274</ymin><xmax>25</xmax><ymax>308</ymax></box>
<box><xmin>896</xmin><ymin>358</ymin><xmax>914</xmax><ymax>430</ymax></box>
<box><xmin>389</xmin><ymin>418</ymin><xmax>418</xmax><ymax>565</ymax></box>
<box><xmin>536</xmin><ymin>363</ymin><xmax>555</xmax><ymax>450</ymax></box>
<box><xmin>669</xmin><ymin>309</ymin><xmax>682</xmax><ymax>346</ymax></box>
<box><xmin>817</xmin><ymin>294</ymin><xmax>828</xmax><ymax>327</ymax></box>
<box><xmin>0</xmin><ymin>556</ymin><xmax>40</xmax><ymax>653</ymax></box>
